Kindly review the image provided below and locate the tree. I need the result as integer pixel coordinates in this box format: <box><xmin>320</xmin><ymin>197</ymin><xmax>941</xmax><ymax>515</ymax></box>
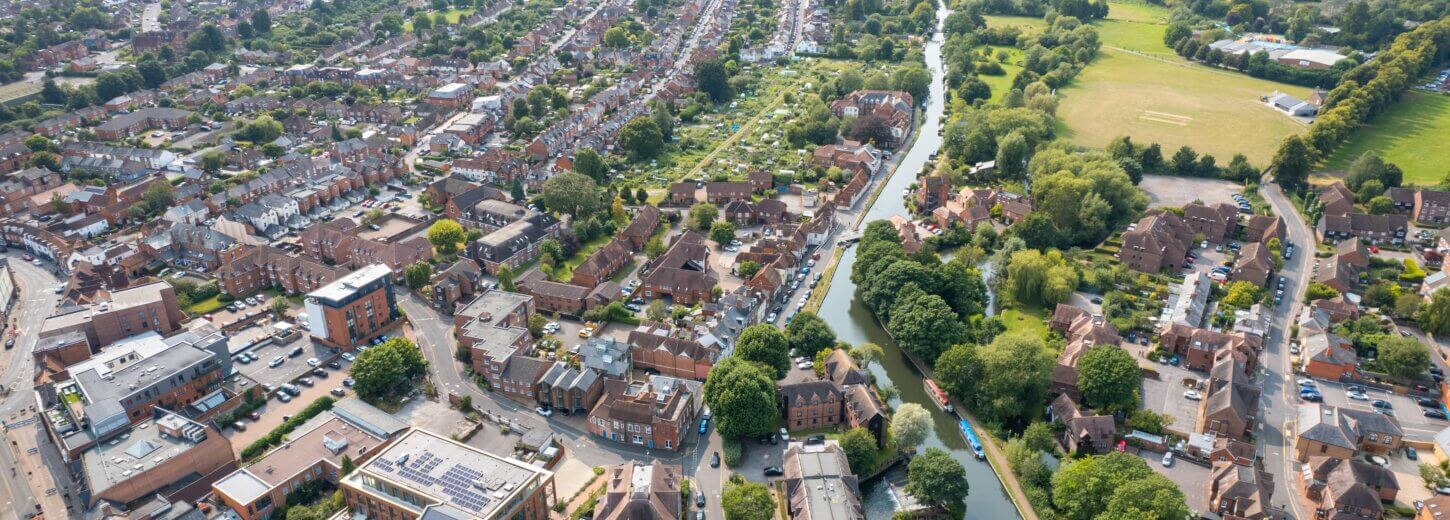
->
<box><xmin>251</xmin><ymin>9</ymin><xmax>272</xmax><ymax>33</ymax></box>
<box><xmin>1271</xmin><ymin>135</ymin><xmax>1314</xmax><ymax>193</ymax></box>
<box><xmin>850</xmin><ymin>343</ymin><xmax>884</xmax><ymax>369</ymax></box>
<box><xmin>618</xmin><ymin>117</ymin><xmax>665</xmax><ymax>162</ymax></box>
<box><xmin>721</xmin><ymin>482</ymin><xmax>775</xmax><ymax>520</ymax></box>
<box><xmin>645</xmin><ymin>236</ymin><xmax>665</xmax><ymax>258</ymax></box>
<box><xmin>737</xmin><ymin>260</ymin><xmax>762</xmax><ymax>278</ymax></box>
<box><xmin>887</xmin><ymin>291</ymin><xmax>966</xmax><ymax>363</ymax></box>
<box><xmin>996</xmin><ymin>131</ymin><xmax>1030</xmax><ymax>178</ymax></box>
<box><xmin>603</xmin><ymin>26</ymin><xmax>631</xmax><ymax>48</ymax></box>
<box><xmin>1221</xmin><ymin>281</ymin><xmax>1263</xmax><ymax>309</ymax></box>
<box><xmin>905</xmin><ymin>448</ymin><xmax>968</xmax><ymax>509</ymax></box>
<box><xmin>187</xmin><ymin>24</ymin><xmax>227</xmax><ymax>54</ymax></box>
<box><xmin>703</xmin><ymin>357</ymin><xmax>778</xmax><ymax>438</ymax></box>
<box><xmin>573</xmin><ymin>147</ymin><xmax>607</xmax><ymax>182</ymax></box>
<box><xmin>404</xmin><ymin>262</ymin><xmax>432</xmax><ymax>290</ymax></box>
<box><xmin>646</xmin><ymin>300</ymin><xmax>668</xmax><ymax>321</ymax></box>
<box><xmin>350</xmin><ymin>339</ymin><xmax>428</xmax><ymax>402</ymax></box>
<box><xmin>1076</xmin><ymin>346</ymin><xmax>1141</xmax><ymax>413</ymax></box>
<box><xmin>142</xmin><ymin>183</ymin><xmax>176</xmax><ymax>214</ymax></box>
<box><xmin>694</xmin><ymin>59</ymin><xmax>733</xmax><ymax>103</ymax></box>
<box><xmin>286</xmin><ymin>507</ymin><xmax>322</xmax><ymax>520</ymax></box>
<box><xmin>1421</xmin><ymin>289</ymin><xmax>1450</xmax><ymax>336</ymax></box>
<box><xmin>498</xmin><ymin>265</ymin><xmax>516</xmax><ymax>292</ymax></box>
<box><xmin>1376</xmin><ymin>335</ymin><xmax>1430</xmax><ymax>381</ymax></box>
<box><xmin>1099</xmin><ymin>474</ymin><xmax>1190</xmax><ymax>520</ymax></box>
<box><xmin>652</xmin><ymin>100</ymin><xmax>674</xmax><ymax>142</ymax></box>
<box><xmin>890</xmin><ymin>403</ymin><xmax>931</xmax><ymax>453</ymax></box>
<box><xmin>413</xmin><ymin>12</ymin><xmax>435</xmax><ymax>32</ymax></box>
<box><xmin>1021</xmin><ymin>422</ymin><xmax>1058</xmax><ymax>454</ymax></box>
<box><xmin>340</xmin><ymin>455</ymin><xmax>356</xmax><ymax>476</ymax></box>
<box><xmin>270</xmin><ymin>298</ymin><xmax>290</xmax><ymax>317</ymax></box>
<box><xmin>972</xmin><ymin>333</ymin><xmax>1053</xmax><ymax>425</ymax></box>
<box><xmin>839</xmin><ymin>427</ymin><xmax>880</xmax><ymax>476</ymax></box>
<box><xmin>1171</xmin><ymin>146</ymin><xmax>1198</xmax><ymax>175</ymax></box>
<box><xmin>709</xmin><ymin>220</ymin><xmax>736</xmax><ymax>244</ymax></box>
<box><xmin>541</xmin><ymin>172</ymin><xmax>606</xmax><ymax>219</ymax></box>
<box><xmin>237</xmin><ymin>115</ymin><xmax>283</xmax><ymax>143</ymax></box>
<box><xmin>1367</xmin><ymin>195</ymin><xmax>1396</xmax><ymax>214</ymax></box>
<box><xmin>427</xmin><ymin>219</ymin><xmax>467</xmax><ymax>254</ymax></box>
<box><xmin>1053</xmin><ymin>452</ymin><xmax>1167</xmax><ymax>520</ymax></box>
<box><xmin>735</xmin><ymin>325</ymin><xmax>790</xmax><ymax>378</ymax></box>
<box><xmin>786</xmin><ymin>312</ymin><xmax>836</xmax><ymax>356</ymax></box>
<box><xmin>686</xmin><ymin>203</ymin><xmax>719</xmax><ymax>231</ymax></box>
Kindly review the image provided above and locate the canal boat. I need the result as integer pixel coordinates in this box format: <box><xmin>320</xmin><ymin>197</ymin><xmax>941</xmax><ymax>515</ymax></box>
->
<box><xmin>958</xmin><ymin>418</ymin><xmax>987</xmax><ymax>460</ymax></box>
<box><xmin>924</xmin><ymin>379</ymin><xmax>953</xmax><ymax>413</ymax></box>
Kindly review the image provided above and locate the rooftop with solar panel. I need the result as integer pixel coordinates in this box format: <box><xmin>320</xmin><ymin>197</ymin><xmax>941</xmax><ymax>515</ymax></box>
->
<box><xmin>344</xmin><ymin>428</ymin><xmax>554</xmax><ymax>518</ymax></box>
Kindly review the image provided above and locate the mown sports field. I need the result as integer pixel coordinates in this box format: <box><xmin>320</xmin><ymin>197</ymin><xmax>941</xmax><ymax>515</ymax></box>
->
<box><xmin>1320</xmin><ymin>91</ymin><xmax>1450</xmax><ymax>185</ymax></box>
<box><xmin>1045</xmin><ymin>1</ymin><xmax>1311</xmax><ymax>164</ymax></box>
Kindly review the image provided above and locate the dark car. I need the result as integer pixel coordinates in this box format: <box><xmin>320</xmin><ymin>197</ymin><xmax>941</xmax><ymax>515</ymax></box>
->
<box><xmin>805</xmin><ymin>435</ymin><xmax>826</xmax><ymax>445</ymax></box>
<box><xmin>696</xmin><ymin>494</ymin><xmax>705</xmax><ymax>508</ymax></box>
<box><xmin>1409</xmin><ymin>447</ymin><xmax>1420</xmax><ymax>460</ymax></box>
<box><xmin>313</xmin><ymin>368</ymin><xmax>328</xmax><ymax>378</ymax></box>
<box><xmin>763</xmin><ymin>467</ymin><xmax>784</xmax><ymax>477</ymax></box>
<box><xmin>1419</xmin><ymin>398</ymin><xmax>1439</xmax><ymax>408</ymax></box>
<box><xmin>327</xmin><ymin>361</ymin><xmax>342</xmax><ymax>370</ymax></box>
<box><xmin>1427</xmin><ymin>409</ymin><xmax>1448</xmax><ymax>420</ymax></box>
<box><xmin>289</xmin><ymin>346</ymin><xmax>304</xmax><ymax>357</ymax></box>
<box><xmin>248</xmin><ymin>411</ymin><xmax>262</xmax><ymax>421</ymax></box>
<box><xmin>1372</xmin><ymin>400</ymin><xmax>1392</xmax><ymax>409</ymax></box>
<box><xmin>710</xmin><ymin>452</ymin><xmax>720</xmax><ymax>468</ymax></box>
<box><xmin>1300</xmin><ymin>392</ymin><xmax>1323</xmax><ymax>402</ymax></box>
<box><xmin>4</xmin><ymin>338</ymin><xmax>12</xmax><ymax>349</ymax></box>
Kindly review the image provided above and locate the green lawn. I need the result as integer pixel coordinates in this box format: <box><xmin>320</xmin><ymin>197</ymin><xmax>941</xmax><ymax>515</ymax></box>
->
<box><xmin>186</xmin><ymin>295</ymin><xmax>223</xmax><ymax>315</ymax></box>
<box><xmin>980</xmin><ymin>46</ymin><xmax>1025</xmax><ymax>104</ymax></box>
<box><xmin>1000</xmin><ymin>306</ymin><xmax>1048</xmax><ymax>339</ymax></box>
<box><xmin>1096</xmin><ymin>19</ymin><xmax>1175</xmax><ymax>57</ymax></box>
<box><xmin>1106</xmin><ymin>0</ymin><xmax>1170</xmax><ymax>23</ymax></box>
<box><xmin>547</xmin><ymin>233</ymin><xmax>614</xmax><ymax>282</ymax></box>
<box><xmin>1056</xmin><ymin>48</ymin><xmax>1309</xmax><ymax>164</ymax></box>
<box><xmin>1321</xmin><ymin>91</ymin><xmax>1450</xmax><ymax>185</ymax></box>
<box><xmin>984</xmin><ymin>15</ymin><xmax>1049</xmax><ymax>34</ymax></box>
<box><xmin>440</xmin><ymin>8</ymin><xmax>475</xmax><ymax>23</ymax></box>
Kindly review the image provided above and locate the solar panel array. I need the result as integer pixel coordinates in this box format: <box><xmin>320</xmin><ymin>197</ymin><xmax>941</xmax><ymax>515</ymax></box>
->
<box><xmin>371</xmin><ymin>449</ymin><xmax>493</xmax><ymax>513</ymax></box>
<box><xmin>438</xmin><ymin>464</ymin><xmax>492</xmax><ymax>512</ymax></box>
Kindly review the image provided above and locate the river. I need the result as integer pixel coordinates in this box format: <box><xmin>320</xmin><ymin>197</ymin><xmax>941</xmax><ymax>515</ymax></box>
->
<box><xmin>816</xmin><ymin>2</ymin><xmax>1022</xmax><ymax>518</ymax></box>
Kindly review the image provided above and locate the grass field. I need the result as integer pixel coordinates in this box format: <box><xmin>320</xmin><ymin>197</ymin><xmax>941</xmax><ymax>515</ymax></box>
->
<box><xmin>980</xmin><ymin>46</ymin><xmax>1025</xmax><ymax>103</ymax></box>
<box><xmin>999</xmin><ymin>306</ymin><xmax>1048</xmax><ymax>339</ymax></box>
<box><xmin>1320</xmin><ymin>91</ymin><xmax>1450</xmax><ymax>185</ymax></box>
<box><xmin>1096</xmin><ymin>20</ymin><xmax>1176</xmax><ymax>56</ymax></box>
<box><xmin>1056</xmin><ymin>48</ymin><xmax>1309</xmax><ymax>164</ymax></box>
<box><xmin>1106</xmin><ymin>0</ymin><xmax>1170</xmax><ymax>23</ymax></box>
<box><xmin>984</xmin><ymin>15</ymin><xmax>1048</xmax><ymax>34</ymax></box>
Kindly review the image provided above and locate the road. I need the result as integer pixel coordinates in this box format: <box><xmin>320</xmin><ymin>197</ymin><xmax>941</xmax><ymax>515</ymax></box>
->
<box><xmin>140</xmin><ymin>3</ymin><xmax>162</xmax><ymax>32</ymax></box>
<box><xmin>0</xmin><ymin>255</ymin><xmax>71</xmax><ymax>520</ymax></box>
<box><xmin>398</xmin><ymin>293</ymin><xmax>725</xmax><ymax>517</ymax></box>
<box><xmin>1256</xmin><ymin>181</ymin><xmax>1316</xmax><ymax>520</ymax></box>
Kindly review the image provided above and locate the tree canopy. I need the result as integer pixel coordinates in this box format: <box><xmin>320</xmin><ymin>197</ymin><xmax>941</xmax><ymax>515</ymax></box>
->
<box><xmin>703</xmin><ymin>357</ymin><xmax>778</xmax><ymax>438</ymax></box>
<box><xmin>735</xmin><ymin>325</ymin><xmax>791</xmax><ymax>378</ymax></box>
<box><xmin>540</xmin><ymin>172</ymin><xmax>607</xmax><ymax>219</ymax></box>
<box><xmin>785</xmin><ymin>312</ymin><xmax>837</xmax><ymax>356</ymax></box>
<box><xmin>1076</xmin><ymin>345</ymin><xmax>1141</xmax><ymax>413</ymax></box>
<box><xmin>350</xmin><ymin>339</ymin><xmax>428</xmax><ymax>403</ymax></box>
<box><xmin>905</xmin><ymin>448</ymin><xmax>969</xmax><ymax>509</ymax></box>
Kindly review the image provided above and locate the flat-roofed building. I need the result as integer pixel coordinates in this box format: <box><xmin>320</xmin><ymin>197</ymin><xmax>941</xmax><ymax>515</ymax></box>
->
<box><xmin>59</xmin><ymin>326</ymin><xmax>230</xmax><ymax>444</ymax></box>
<box><xmin>340</xmin><ymin>428</ymin><xmax>556</xmax><ymax>519</ymax></box>
<box><xmin>304</xmin><ymin>264</ymin><xmax>399</xmax><ymax>350</ymax></box>
<box><xmin>212</xmin><ymin>398</ymin><xmax>408</xmax><ymax>520</ymax></box>
<box><xmin>79</xmin><ymin>409</ymin><xmax>235</xmax><ymax>508</ymax></box>
<box><xmin>38</xmin><ymin>280</ymin><xmax>187</xmax><ymax>350</ymax></box>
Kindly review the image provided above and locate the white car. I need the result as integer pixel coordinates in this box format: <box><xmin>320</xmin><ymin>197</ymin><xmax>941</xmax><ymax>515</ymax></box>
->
<box><xmin>1296</xmin><ymin>378</ymin><xmax>1315</xmax><ymax>386</ymax></box>
<box><xmin>341</xmin><ymin>353</ymin><xmax>355</xmax><ymax>362</ymax></box>
<box><xmin>535</xmin><ymin>407</ymin><xmax>553</xmax><ymax>417</ymax></box>
<box><xmin>1348</xmin><ymin>391</ymin><xmax>1369</xmax><ymax>401</ymax></box>
<box><xmin>1184</xmin><ymin>390</ymin><xmax>1203</xmax><ymax>401</ymax></box>
<box><xmin>1161</xmin><ymin>452</ymin><xmax>1174</xmax><ymax>467</ymax></box>
<box><xmin>306</xmin><ymin>358</ymin><xmax>321</xmax><ymax>367</ymax></box>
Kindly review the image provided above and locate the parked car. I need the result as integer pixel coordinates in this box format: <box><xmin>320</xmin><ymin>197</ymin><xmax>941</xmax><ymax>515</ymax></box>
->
<box><xmin>1161</xmin><ymin>451</ymin><xmax>1174</xmax><ymax>467</ymax></box>
<box><xmin>269</xmin><ymin>356</ymin><xmax>284</xmax><ymax>368</ymax></box>
<box><xmin>282</xmin><ymin>384</ymin><xmax>301</xmax><ymax>396</ymax></box>
<box><xmin>1420</xmin><ymin>398</ymin><xmax>1440</xmax><ymax>408</ymax></box>
<box><xmin>763</xmin><ymin>467</ymin><xmax>784</xmax><ymax>477</ymax></box>
<box><xmin>1428</xmin><ymin>409</ymin><xmax>1449</xmax><ymax>420</ymax></box>
<box><xmin>327</xmin><ymin>361</ymin><xmax>342</xmax><ymax>370</ymax></box>
<box><xmin>1300</xmin><ymin>392</ymin><xmax>1323</xmax><ymax>402</ymax></box>
<box><xmin>699</xmin><ymin>418</ymin><xmax>709</xmax><ymax>435</ymax></box>
<box><xmin>779</xmin><ymin>428</ymin><xmax>789</xmax><ymax>442</ymax></box>
<box><xmin>710</xmin><ymin>452</ymin><xmax>720</xmax><ymax>468</ymax></box>
<box><xmin>1372</xmin><ymin>399</ymin><xmax>1392</xmax><ymax>409</ymax></box>
<box><xmin>341</xmin><ymin>353</ymin><xmax>355</xmax><ymax>362</ymax></box>
<box><xmin>306</xmin><ymin>357</ymin><xmax>321</xmax><ymax>367</ymax></box>
<box><xmin>313</xmin><ymin>368</ymin><xmax>328</xmax><ymax>378</ymax></box>
<box><xmin>331</xmin><ymin>387</ymin><xmax>346</xmax><ymax>397</ymax></box>
<box><xmin>536</xmin><ymin>406</ymin><xmax>553</xmax><ymax>417</ymax></box>
<box><xmin>696</xmin><ymin>494</ymin><xmax>705</xmax><ymax>508</ymax></box>
<box><xmin>1408</xmin><ymin>447</ymin><xmax>1419</xmax><ymax>460</ymax></box>
<box><xmin>1184</xmin><ymin>390</ymin><xmax>1203</xmax><ymax>401</ymax></box>
<box><xmin>805</xmin><ymin>435</ymin><xmax>826</xmax><ymax>445</ymax></box>
<box><xmin>276</xmin><ymin>391</ymin><xmax>292</xmax><ymax>402</ymax></box>
<box><xmin>1348</xmin><ymin>391</ymin><xmax>1369</xmax><ymax>401</ymax></box>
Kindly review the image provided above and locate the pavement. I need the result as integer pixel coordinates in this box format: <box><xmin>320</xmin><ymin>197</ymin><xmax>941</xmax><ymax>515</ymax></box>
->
<box><xmin>0</xmin><ymin>254</ymin><xmax>76</xmax><ymax>520</ymax></box>
<box><xmin>1256</xmin><ymin>180</ymin><xmax>1318</xmax><ymax>520</ymax></box>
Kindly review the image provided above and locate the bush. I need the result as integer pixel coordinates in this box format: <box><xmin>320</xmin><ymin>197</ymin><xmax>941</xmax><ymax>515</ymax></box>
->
<box><xmin>722</xmin><ymin>438</ymin><xmax>743</xmax><ymax>467</ymax></box>
<box><xmin>241</xmin><ymin>397</ymin><xmax>337</xmax><ymax>460</ymax></box>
